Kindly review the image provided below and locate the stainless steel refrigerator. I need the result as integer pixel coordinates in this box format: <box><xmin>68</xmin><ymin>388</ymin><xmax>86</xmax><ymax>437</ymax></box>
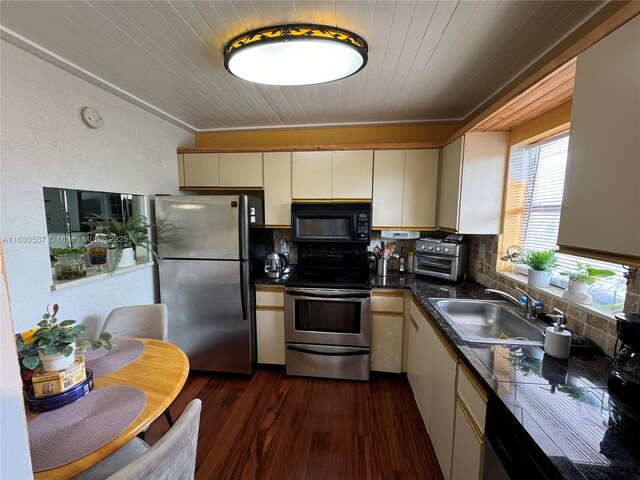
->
<box><xmin>155</xmin><ymin>195</ymin><xmax>270</xmax><ymax>373</ymax></box>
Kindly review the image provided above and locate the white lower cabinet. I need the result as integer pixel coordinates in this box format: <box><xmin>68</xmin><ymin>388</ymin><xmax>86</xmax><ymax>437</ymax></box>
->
<box><xmin>407</xmin><ymin>298</ymin><xmax>460</xmax><ymax>480</ymax></box>
<box><xmin>452</xmin><ymin>365</ymin><xmax>488</xmax><ymax>480</ymax></box>
<box><xmin>371</xmin><ymin>290</ymin><xmax>404</xmax><ymax>373</ymax></box>
<box><xmin>255</xmin><ymin>287</ymin><xmax>285</xmax><ymax>365</ymax></box>
<box><xmin>452</xmin><ymin>399</ymin><xmax>484</xmax><ymax>480</ymax></box>
<box><xmin>428</xmin><ymin>330</ymin><xmax>458</xmax><ymax>480</ymax></box>
<box><xmin>407</xmin><ymin>310</ymin><xmax>422</xmax><ymax>399</ymax></box>
<box><xmin>408</xmin><ymin>301</ymin><xmax>435</xmax><ymax>429</ymax></box>
<box><xmin>256</xmin><ymin>309</ymin><xmax>285</xmax><ymax>365</ymax></box>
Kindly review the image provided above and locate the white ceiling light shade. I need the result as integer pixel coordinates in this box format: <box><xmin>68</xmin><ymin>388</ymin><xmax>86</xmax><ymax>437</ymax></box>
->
<box><xmin>224</xmin><ymin>25</ymin><xmax>368</xmax><ymax>86</ymax></box>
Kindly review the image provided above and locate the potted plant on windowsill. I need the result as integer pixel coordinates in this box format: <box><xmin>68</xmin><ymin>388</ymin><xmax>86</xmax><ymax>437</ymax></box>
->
<box><xmin>93</xmin><ymin>215</ymin><xmax>157</xmax><ymax>273</ymax></box>
<box><xmin>16</xmin><ymin>304</ymin><xmax>115</xmax><ymax>372</ymax></box>
<box><xmin>51</xmin><ymin>246</ymin><xmax>87</xmax><ymax>280</ymax></box>
<box><xmin>560</xmin><ymin>262</ymin><xmax>615</xmax><ymax>305</ymax></box>
<box><xmin>519</xmin><ymin>248</ymin><xmax>558</xmax><ymax>288</ymax></box>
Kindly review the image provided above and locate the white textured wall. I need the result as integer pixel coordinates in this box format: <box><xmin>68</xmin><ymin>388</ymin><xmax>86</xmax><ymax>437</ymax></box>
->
<box><xmin>0</xmin><ymin>40</ymin><xmax>194</xmax><ymax>334</ymax></box>
<box><xmin>0</xmin><ymin>245</ymin><xmax>33</xmax><ymax>479</ymax></box>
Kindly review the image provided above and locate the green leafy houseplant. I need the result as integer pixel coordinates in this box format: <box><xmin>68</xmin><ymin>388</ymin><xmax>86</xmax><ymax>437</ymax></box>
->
<box><xmin>94</xmin><ymin>215</ymin><xmax>157</xmax><ymax>272</ymax></box>
<box><xmin>16</xmin><ymin>304</ymin><xmax>115</xmax><ymax>370</ymax></box>
<box><xmin>51</xmin><ymin>246</ymin><xmax>87</xmax><ymax>258</ymax></box>
<box><xmin>560</xmin><ymin>261</ymin><xmax>615</xmax><ymax>285</ymax></box>
<box><xmin>519</xmin><ymin>248</ymin><xmax>558</xmax><ymax>272</ymax></box>
<box><xmin>51</xmin><ymin>246</ymin><xmax>88</xmax><ymax>280</ymax></box>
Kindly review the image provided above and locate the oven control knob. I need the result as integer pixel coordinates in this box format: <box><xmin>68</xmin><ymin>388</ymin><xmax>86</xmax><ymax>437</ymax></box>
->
<box><xmin>435</xmin><ymin>247</ymin><xmax>441</xmax><ymax>252</ymax></box>
<box><xmin>443</xmin><ymin>247</ymin><xmax>450</xmax><ymax>253</ymax></box>
<box><xmin>420</xmin><ymin>245</ymin><xmax>426</xmax><ymax>251</ymax></box>
<box><xmin>426</xmin><ymin>246</ymin><xmax>433</xmax><ymax>251</ymax></box>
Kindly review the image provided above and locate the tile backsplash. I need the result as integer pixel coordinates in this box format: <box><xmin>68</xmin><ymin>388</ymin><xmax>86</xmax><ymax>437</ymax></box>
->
<box><xmin>468</xmin><ymin>235</ymin><xmax>640</xmax><ymax>357</ymax></box>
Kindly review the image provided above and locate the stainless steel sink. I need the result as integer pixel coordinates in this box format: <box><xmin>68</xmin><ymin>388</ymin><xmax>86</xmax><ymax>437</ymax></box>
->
<box><xmin>431</xmin><ymin>299</ymin><xmax>545</xmax><ymax>346</ymax></box>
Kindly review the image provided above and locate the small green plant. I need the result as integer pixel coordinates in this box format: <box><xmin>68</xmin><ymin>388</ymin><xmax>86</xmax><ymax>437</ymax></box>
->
<box><xmin>51</xmin><ymin>246</ymin><xmax>87</xmax><ymax>258</ymax></box>
<box><xmin>16</xmin><ymin>304</ymin><xmax>115</xmax><ymax>370</ymax></box>
<box><xmin>519</xmin><ymin>248</ymin><xmax>558</xmax><ymax>272</ymax></box>
<box><xmin>93</xmin><ymin>215</ymin><xmax>157</xmax><ymax>272</ymax></box>
<box><xmin>560</xmin><ymin>261</ymin><xmax>615</xmax><ymax>285</ymax></box>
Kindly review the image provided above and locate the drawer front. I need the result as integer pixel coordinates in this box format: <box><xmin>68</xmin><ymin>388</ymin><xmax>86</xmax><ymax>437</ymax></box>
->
<box><xmin>256</xmin><ymin>287</ymin><xmax>285</xmax><ymax>307</ymax></box>
<box><xmin>457</xmin><ymin>365</ymin><xmax>487</xmax><ymax>433</ymax></box>
<box><xmin>286</xmin><ymin>343</ymin><xmax>369</xmax><ymax>381</ymax></box>
<box><xmin>371</xmin><ymin>291</ymin><xmax>404</xmax><ymax>313</ymax></box>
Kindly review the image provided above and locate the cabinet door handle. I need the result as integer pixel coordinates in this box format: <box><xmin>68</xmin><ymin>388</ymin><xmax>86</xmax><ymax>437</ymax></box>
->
<box><xmin>409</xmin><ymin>315</ymin><xmax>419</xmax><ymax>332</ymax></box>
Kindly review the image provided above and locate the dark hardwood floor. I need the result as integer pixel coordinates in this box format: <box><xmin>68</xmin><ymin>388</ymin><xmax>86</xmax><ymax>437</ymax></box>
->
<box><xmin>145</xmin><ymin>369</ymin><xmax>443</xmax><ymax>480</ymax></box>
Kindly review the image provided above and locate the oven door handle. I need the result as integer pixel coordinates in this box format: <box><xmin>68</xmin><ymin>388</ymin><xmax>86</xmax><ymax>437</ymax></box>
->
<box><xmin>286</xmin><ymin>290</ymin><xmax>370</xmax><ymax>299</ymax></box>
<box><xmin>286</xmin><ymin>345</ymin><xmax>369</xmax><ymax>356</ymax></box>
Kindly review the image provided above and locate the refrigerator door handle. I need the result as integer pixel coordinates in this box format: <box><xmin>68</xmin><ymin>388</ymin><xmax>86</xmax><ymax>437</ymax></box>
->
<box><xmin>240</xmin><ymin>262</ymin><xmax>249</xmax><ymax>321</ymax></box>
<box><xmin>239</xmin><ymin>194</ymin><xmax>250</xmax><ymax>261</ymax></box>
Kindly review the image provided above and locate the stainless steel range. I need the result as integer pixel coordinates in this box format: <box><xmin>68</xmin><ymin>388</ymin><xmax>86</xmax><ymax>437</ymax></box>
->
<box><xmin>285</xmin><ymin>244</ymin><xmax>371</xmax><ymax>381</ymax></box>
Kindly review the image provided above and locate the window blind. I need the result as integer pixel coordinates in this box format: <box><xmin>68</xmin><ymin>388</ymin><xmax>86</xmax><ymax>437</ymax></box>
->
<box><xmin>520</xmin><ymin>134</ymin><xmax>568</xmax><ymax>253</ymax></box>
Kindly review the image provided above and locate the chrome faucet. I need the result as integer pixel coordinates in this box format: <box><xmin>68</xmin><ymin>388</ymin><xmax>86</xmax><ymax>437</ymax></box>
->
<box><xmin>485</xmin><ymin>287</ymin><xmax>538</xmax><ymax>320</ymax></box>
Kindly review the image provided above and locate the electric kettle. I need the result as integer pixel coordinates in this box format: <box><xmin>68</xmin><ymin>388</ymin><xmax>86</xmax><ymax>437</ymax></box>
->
<box><xmin>265</xmin><ymin>252</ymin><xmax>289</xmax><ymax>279</ymax></box>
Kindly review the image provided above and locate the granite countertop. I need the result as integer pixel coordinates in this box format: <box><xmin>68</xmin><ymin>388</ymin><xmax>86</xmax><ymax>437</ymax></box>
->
<box><xmin>253</xmin><ymin>270</ymin><xmax>639</xmax><ymax>479</ymax></box>
<box><xmin>372</xmin><ymin>272</ymin><xmax>640</xmax><ymax>480</ymax></box>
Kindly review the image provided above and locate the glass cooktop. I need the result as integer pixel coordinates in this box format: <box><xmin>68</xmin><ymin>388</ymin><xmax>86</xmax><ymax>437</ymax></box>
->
<box><xmin>285</xmin><ymin>266</ymin><xmax>371</xmax><ymax>290</ymax></box>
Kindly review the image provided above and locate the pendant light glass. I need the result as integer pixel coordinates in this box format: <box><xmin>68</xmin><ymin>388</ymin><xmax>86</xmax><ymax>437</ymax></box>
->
<box><xmin>224</xmin><ymin>25</ymin><xmax>368</xmax><ymax>86</ymax></box>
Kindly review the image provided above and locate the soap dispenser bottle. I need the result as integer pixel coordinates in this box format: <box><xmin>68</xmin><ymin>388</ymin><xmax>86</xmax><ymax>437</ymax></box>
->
<box><xmin>544</xmin><ymin>308</ymin><xmax>571</xmax><ymax>359</ymax></box>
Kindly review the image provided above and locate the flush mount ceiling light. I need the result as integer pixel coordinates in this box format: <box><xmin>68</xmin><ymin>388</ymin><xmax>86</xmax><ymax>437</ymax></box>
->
<box><xmin>224</xmin><ymin>24</ymin><xmax>368</xmax><ymax>86</ymax></box>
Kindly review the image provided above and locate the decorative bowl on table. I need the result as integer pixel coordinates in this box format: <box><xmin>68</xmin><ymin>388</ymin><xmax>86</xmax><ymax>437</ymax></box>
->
<box><xmin>25</xmin><ymin>369</ymin><xmax>94</xmax><ymax>412</ymax></box>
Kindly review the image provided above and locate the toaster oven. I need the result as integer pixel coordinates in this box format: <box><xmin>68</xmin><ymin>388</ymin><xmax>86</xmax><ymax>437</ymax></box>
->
<box><xmin>413</xmin><ymin>236</ymin><xmax>468</xmax><ymax>281</ymax></box>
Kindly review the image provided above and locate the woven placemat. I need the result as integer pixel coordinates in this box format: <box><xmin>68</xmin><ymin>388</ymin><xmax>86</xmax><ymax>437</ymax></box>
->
<box><xmin>84</xmin><ymin>339</ymin><xmax>145</xmax><ymax>377</ymax></box>
<box><xmin>29</xmin><ymin>385</ymin><xmax>147</xmax><ymax>472</ymax></box>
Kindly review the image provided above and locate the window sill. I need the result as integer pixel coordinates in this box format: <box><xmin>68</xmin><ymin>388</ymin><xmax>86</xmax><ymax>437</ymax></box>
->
<box><xmin>50</xmin><ymin>261</ymin><xmax>154</xmax><ymax>291</ymax></box>
<box><xmin>498</xmin><ymin>271</ymin><xmax>617</xmax><ymax>322</ymax></box>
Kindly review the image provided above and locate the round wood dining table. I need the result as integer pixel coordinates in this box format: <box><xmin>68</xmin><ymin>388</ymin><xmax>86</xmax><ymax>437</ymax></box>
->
<box><xmin>27</xmin><ymin>338</ymin><xmax>189</xmax><ymax>480</ymax></box>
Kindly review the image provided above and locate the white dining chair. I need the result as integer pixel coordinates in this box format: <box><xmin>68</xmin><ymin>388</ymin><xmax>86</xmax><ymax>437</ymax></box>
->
<box><xmin>73</xmin><ymin>398</ymin><xmax>201</xmax><ymax>480</ymax></box>
<box><xmin>101</xmin><ymin>304</ymin><xmax>168</xmax><ymax>341</ymax></box>
<box><xmin>101</xmin><ymin>303</ymin><xmax>173</xmax><ymax>431</ymax></box>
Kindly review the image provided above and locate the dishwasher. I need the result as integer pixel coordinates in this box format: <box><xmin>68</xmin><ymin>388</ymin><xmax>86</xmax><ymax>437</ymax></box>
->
<box><xmin>483</xmin><ymin>398</ymin><xmax>559</xmax><ymax>480</ymax></box>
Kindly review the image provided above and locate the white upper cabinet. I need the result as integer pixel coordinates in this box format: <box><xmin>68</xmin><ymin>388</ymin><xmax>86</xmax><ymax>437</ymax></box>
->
<box><xmin>263</xmin><ymin>152</ymin><xmax>292</xmax><ymax>227</ymax></box>
<box><xmin>402</xmin><ymin>149</ymin><xmax>439</xmax><ymax>229</ymax></box>
<box><xmin>292</xmin><ymin>151</ymin><xmax>333</xmax><ymax>199</ymax></box>
<box><xmin>438</xmin><ymin>132</ymin><xmax>508</xmax><ymax>234</ymax></box>
<box><xmin>558</xmin><ymin>16</ymin><xmax>640</xmax><ymax>263</ymax></box>
<box><xmin>438</xmin><ymin>138</ymin><xmax>464</xmax><ymax>231</ymax></box>
<box><xmin>292</xmin><ymin>150</ymin><xmax>373</xmax><ymax>200</ymax></box>
<box><xmin>219</xmin><ymin>153</ymin><xmax>263</xmax><ymax>187</ymax></box>
<box><xmin>332</xmin><ymin>150</ymin><xmax>373</xmax><ymax>199</ymax></box>
<box><xmin>373</xmin><ymin>149</ymin><xmax>439</xmax><ymax>230</ymax></box>
<box><xmin>177</xmin><ymin>154</ymin><xmax>185</xmax><ymax>187</ymax></box>
<box><xmin>183</xmin><ymin>153</ymin><xmax>219</xmax><ymax>187</ymax></box>
<box><xmin>181</xmin><ymin>152</ymin><xmax>263</xmax><ymax>188</ymax></box>
<box><xmin>373</xmin><ymin>150</ymin><xmax>405</xmax><ymax>228</ymax></box>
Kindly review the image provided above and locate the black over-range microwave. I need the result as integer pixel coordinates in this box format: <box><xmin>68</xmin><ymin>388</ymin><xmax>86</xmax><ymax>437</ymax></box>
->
<box><xmin>291</xmin><ymin>202</ymin><xmax>371</xmax><ymax>244</ymax></box>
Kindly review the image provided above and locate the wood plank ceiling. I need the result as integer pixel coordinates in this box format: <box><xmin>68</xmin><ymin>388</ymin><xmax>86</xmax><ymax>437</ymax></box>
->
<box><xmin>0</xmin><ymin>1</ymin><xmax>604</xmax><ymax>132</ymax></box>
